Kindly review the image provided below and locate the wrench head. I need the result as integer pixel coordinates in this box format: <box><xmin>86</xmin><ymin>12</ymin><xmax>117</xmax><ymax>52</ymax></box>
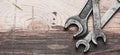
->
<box><xmin>64</xmin><ymin>16</ymin><xmax>83</xmax><ymax>30</ymax></box>
<box><xmin>92</xmin><ymin>31</ymin><xmax>106</xmax><ymax>45</ymax></box>
<box><xmin>76</xmin><ymin>40</ymin><xmax>90</xmax><ymax>52</ymax></box>
<box><xmin>64</xmin><ymin>15</ymin><xmax>88</xmax><ymax>39</ymax></box>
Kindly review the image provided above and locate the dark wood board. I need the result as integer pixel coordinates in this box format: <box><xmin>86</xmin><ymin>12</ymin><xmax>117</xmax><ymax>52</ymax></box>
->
<box><xmin>0</xmin><ymin>29</ymin><xmax>120</xmax><ymax>55</ymax></box>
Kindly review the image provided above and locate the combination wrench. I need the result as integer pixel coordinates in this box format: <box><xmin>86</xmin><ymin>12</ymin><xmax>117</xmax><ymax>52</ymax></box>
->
<box><xmin>64</xmin><ymin>0</ymin><xmax>92</xmax><ymax>39</ymax></box>
<box><xmin>76</xmin><ymin>0</ymin><xmax>120</xmax><ymax>52</ymax></box>
<box><xmin>92</xmin><ymin>0</ymin><xmax>106</xmax><ymax>45</ymax></box>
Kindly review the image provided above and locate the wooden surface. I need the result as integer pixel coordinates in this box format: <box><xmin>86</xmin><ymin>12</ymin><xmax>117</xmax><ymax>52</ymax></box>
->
<box><xmin>0</xmin><ymin>0</ymin><xmax>120</xmax><ymax>32</ymax></box>
<box><xmin>0</xmin><ymin>29</ymin><xmax>120</xmax><ymax>55</ymax></box>
<box><xmin>0</xmin><ymin>0</ymin><xmax>120</xmax><ymax>55</ymax></box>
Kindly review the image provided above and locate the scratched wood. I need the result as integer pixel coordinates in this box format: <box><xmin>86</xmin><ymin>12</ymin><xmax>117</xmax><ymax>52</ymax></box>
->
<box><xmin>0</xmin><ymin>0</ymin><xmax>120</xmax><ymax>32</ymax></box>
<box><xmin>0</xmin><ymin>0</ymin><xmax>120</xmax><ymax>55</ymax></box>
<box><xmin>0</xmin><ymin>30</ymin><xmax>120</xmax><ymax>55</ymax></box>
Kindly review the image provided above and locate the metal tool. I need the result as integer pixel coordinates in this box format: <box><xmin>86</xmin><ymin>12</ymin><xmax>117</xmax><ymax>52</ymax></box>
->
<box><xmin>92</xmin><ymin>0</ymin><xmax>106</xmax><ymax>45</ymax></box>
<box><xmin>64</xmin><ymin>0</ymin><xmax>92</xmax><ymax>39</ymax></box>
<box><xmin>76</xmin><ymin>0</ymin><xmax>120</xmax><ymax>52</ymax></box>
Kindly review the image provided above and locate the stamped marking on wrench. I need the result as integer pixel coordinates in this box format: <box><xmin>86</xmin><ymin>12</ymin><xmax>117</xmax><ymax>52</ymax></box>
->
<box><xmin>64</xmin><ymin>0</ymin><xmax>92</xmax><ymax>39</ymax></box>
<box><xmin>76</xmin><ymin>0</ymin><xmax>120</xmax><ymax>52</ymax></box>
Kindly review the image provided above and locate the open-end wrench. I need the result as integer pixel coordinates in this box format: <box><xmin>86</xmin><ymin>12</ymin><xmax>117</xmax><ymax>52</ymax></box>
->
<box><xmin>76</xmin><ymin>0</ymin><xmax>120</xmax><ymax>52</ymax></box>
<box><xmin>92</xmin><ymin>0</ymin><xmax>106</xmax><ymax>45</ymax></box>
<box><xmin>64</xmin><ymin>0</ymin><xmax>92</xmax><ymax>39</ymax></box>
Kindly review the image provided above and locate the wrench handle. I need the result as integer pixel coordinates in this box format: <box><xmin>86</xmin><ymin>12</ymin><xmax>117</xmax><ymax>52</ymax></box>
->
<box><xmin>92</xmin><ymin>0</ymin><xmax>101</xmax><ymax>35</ymax></box>
<box><xmin>101</xmin><ymin>0</ymin><xmax>120</xmax><ymax>28</ymax></box>
<box><xmin>85</xmin><ymin>0</ymin><xmax>120</xmax><ymax>42</ymax></box>
<box><xmin>79</xmin><ymin>0</ymin><xmax>92</xmax><ymax>19</ymax></box>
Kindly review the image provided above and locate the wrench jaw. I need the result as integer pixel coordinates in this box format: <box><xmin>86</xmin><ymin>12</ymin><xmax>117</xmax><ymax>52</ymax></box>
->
<box><xmin>92</xmin><ymin>31</ymin><xmax>107</xmax><ymax>45</ymax></box>
<box><xmin>117</xmin><ymin>0</ymin><xmax>120</xmax><ymax>3</ymax></box>
<box><xmin>64</xmin><ymin>16</ymin><xmax>83</xmax><ymax>32</ymax></box>
<box><xmin>73</xmin><ymin>18</ymin><xmax>88</xmax><ymax>39</ymax></box>
<box><xmin>64</xmin><ymin>15</ymin><xmax>88</xmax><ymax>39</ymax></box>
<box><xmin>76</xmin><ymin>40</ymin><xmax>90</xmax><ymax>52</ymax></box>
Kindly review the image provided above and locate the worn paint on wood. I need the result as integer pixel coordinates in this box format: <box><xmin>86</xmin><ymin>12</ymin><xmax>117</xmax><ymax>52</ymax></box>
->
<box><xmin>0</xmin><ymin>0</ymin><xmax>120</xmax><ymax>32</ymax></box>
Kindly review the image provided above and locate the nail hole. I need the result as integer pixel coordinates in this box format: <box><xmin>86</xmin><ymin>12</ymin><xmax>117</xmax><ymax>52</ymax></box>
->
<box><xmin>53</xmin><ymin>18</ymin><xmax>56</xmax><ymax>20</ymax></box>
<box><xmin>52</xmin><ymin>23</ymin><xmax>55</xmax><ymax>25</ymax></box>
<box><xmin>52</xmin><ymin>12</ymin><xmax>57</xmax><ymax>16</ymax></box>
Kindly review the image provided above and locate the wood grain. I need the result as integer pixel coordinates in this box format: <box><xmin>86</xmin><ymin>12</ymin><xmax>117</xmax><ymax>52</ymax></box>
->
<box><xmin>0</xmin><ymin>0</ymin><xmax>119</xmax><ymax>32</ymax></box>
<box><xmin>0</xmin><ymin>30</ymin><xmax>120</xmax><ymax>55</ymax></box>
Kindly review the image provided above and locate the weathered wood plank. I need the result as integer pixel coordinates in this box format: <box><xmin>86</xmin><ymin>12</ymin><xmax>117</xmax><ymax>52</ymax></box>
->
<box><xmin>0</xmin><ymin>30</ymin><xmax>120</xmax><ymax>55</ymax></box>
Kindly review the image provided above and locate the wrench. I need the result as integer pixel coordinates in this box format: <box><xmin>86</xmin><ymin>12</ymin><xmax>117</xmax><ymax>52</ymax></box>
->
<box><xmin>64</xmin><ymin>0</ymin><xmax>92</xmax><ymax>39</ymax></box>
<box><xmin>76</xmin><ymin>0</ymin><xmax>120</xmax><ymax>52</ymax></box>
<box><xmin>92</xmin><ymin>0</ymin><xmax>106</xmax><ymax>45</ymax></box>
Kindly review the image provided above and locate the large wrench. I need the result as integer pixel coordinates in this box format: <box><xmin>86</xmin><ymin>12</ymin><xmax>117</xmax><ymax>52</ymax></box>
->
<box><xmin>76</xmin><ymin>0</ymin><xmax>120</xmax><ymax>52</ymax></box>
<box><xmin>92</xmin><ymin>0</ymin><xmax>106</xmax><ymax>45</ymax></box>
<box><xmin>64</xmin><ymin>0</ymin><xmax>92</xmax><ymax>39</ymax></box>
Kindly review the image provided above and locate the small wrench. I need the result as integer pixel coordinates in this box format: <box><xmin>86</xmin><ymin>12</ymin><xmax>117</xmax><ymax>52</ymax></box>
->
<box><xmin>76</xmin><ymin>0</ymin><xmax>120</xmax><ymax>52</ymax></box>
<box><xmin>64</xmin><ymin>0</ymin><xmax>92</xmax><ymax>39</ymax></box>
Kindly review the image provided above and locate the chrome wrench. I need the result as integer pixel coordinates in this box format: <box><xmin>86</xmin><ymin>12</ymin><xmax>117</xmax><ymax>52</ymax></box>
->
<box><xmin>76</xmin><ymin>0</ymin><xmax>120</xmax><ymax>52</ymax></box>
<box><xmin>92</xmin><ymin>0</ymin><xmax>106</xmax><ymax>45</ymax></box>
<box><xmin>64</xmin><ymin>0</ymin><xmax>92</xmax><ymax>39</ymax></box>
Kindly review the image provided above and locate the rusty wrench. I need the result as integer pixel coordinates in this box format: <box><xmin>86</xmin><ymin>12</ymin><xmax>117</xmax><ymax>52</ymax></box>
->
<box><xmin>76</xmin><ymin>0</ymin><xmax>120</xmax><ymax>52</ymax></box>
<box><xmin>64</xmin><ymin>0</ymin><xmax>92</xmax><ymax>39</ymax></box>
